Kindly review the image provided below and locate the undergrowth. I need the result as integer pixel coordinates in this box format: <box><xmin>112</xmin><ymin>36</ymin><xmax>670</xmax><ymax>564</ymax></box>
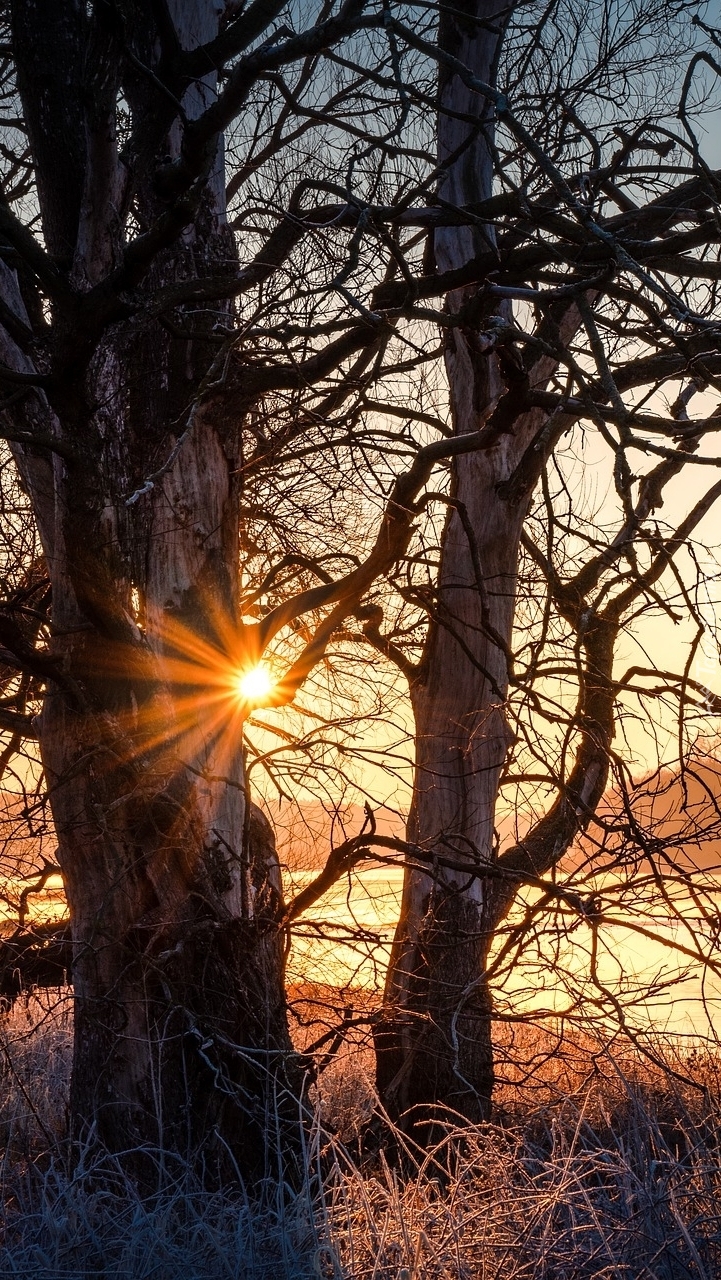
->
<box><xmin>1</xmin><ymin>991</ymin><xmax>721</xmax><ymax>1278</ymax></box>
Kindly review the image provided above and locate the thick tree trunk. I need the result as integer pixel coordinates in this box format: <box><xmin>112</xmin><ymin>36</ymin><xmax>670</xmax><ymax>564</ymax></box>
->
<box><xmin>375</xmin><ymin>444</ymin><xmax>525</xmax><ymax>1125</ymax></box>
<box><xmin>376</xmin><ymin>0</ymin><xmax>591</xmax><ymax>1128</ymax></box>
<box><xmin>377</xmin><ymin>0</ymin><xmax>519</xmax><ymax>1125</ymax></box>
<box><xmin>3</xmin><ymin>0</ymin><xmax>299</xmax><ymax>1180</ymax></box>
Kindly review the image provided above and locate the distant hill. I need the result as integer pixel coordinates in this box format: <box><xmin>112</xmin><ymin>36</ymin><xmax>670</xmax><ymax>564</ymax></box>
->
<box><xmin>265</xmin><ymin>800</ymin><xmax>407</xmax><ymax>871</ymax></box>
<box><xmin>266</xmin><ymin>757</ymin><xmax>721</xmax><ymax>876</ymax></box>
<box><xmin>3</xmin><ymin>755</ymin><xmax>721</xmax><ymax>928</ymax></box>
<box><xmin>575</xmin><ymin>758</ymin><xmax>721</xmax><ymax>876</ymax></box>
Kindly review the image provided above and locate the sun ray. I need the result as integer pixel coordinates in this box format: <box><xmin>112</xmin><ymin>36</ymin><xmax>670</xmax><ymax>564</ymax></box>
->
<box><xmin>86</xmin><ymin>595</ymin><xmax>284</xmax><ymax>800</ymax></box>
<box><xmin>235</xmin><ymin>665</ymin><xmax>274</xmax><ymax>704</ymax></box>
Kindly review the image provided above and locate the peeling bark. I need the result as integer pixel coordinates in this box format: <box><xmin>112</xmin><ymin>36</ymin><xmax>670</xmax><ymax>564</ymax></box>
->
<box><xmin>1</xmin><ymin>0</ymin><xmax>299</xmax><ymax>1178</ymax></box>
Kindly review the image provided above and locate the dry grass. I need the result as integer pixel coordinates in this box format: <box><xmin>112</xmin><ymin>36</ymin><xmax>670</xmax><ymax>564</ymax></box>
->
<box><xmin>1</xmin><ymin>992</ymin><xmax>721</xmax><ymax>1278</ymax></box>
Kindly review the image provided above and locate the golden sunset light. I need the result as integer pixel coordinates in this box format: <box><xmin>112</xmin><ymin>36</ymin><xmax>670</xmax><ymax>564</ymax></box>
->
<box><xmin>235</xmin><ymin>664</ymin><xmax>274</xmax><ymax>704</ymax></box>
<box><xmin>4</xmin><ymin>1</ymin><xmax>721</xmax><ymax>1264</ymax></box>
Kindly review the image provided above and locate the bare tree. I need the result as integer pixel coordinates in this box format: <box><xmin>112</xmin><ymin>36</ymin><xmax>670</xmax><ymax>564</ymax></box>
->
<box><xmin>1</xmin><ymin>0</ymin><xmax>721</xmax><ymax>1176</ymax></box>
<box><xmin>0</xmin><ymin>0</ymin><xmax>549</xmax><ymax>1172</ymax></box>
<box><xmin>374</xmin><ymin>0</ymin><xmax>721</xmax><ymax>1128</ymax></box>
<box><xmin>0</xmin><ymin>0</ymin><xmax>449</xmax><ymax>1173</ymax></box>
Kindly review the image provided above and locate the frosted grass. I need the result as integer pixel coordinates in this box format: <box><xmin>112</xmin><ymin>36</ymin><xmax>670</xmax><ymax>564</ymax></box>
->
<box><xmin>2</xmin><ymin>994</ymin><xmax>720</xmax><ymax>1279</ymax></box>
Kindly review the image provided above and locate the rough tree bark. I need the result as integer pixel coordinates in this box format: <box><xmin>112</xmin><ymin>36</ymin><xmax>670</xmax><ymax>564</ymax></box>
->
<box><xmin>376</xmin><ymin>0</ymin><xmax>518</xmax><ymax>1125</ymax></box>
<box><xmin>2</xmin><ymin>0</ymin><xmax>297</xmax><ymax>1177</ymax></box>
<box><xmin>376</xmin><ymin>0</ymin><xmax>601</xmax><ymax>1127</ymax></box>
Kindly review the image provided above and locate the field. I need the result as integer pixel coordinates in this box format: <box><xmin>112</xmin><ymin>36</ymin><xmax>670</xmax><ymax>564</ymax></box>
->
<box><xmin>1</xmin><ymin>990</ymin><xmax>721</xmax><ymax>1278</ymax></box>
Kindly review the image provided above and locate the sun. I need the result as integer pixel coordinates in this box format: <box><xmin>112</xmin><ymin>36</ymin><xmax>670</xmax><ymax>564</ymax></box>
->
<box><xmin>235</xmin><ymin>664</ymin><xmax>274</xmax><ymax>704</ymax></box>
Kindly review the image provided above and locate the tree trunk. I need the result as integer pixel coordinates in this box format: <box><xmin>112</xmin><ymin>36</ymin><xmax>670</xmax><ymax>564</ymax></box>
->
<box><xmin>377</xmin><ymin>0</ymin><xmax>520</xmax><ymax>1126</ymax></box>
<box><xmin>3</xmin><ymin>0</ymin><xmax>299</xmax><ymax>1180</ymax></box>
<box><xmin>375</xmin><ymin>439</ymin><xmax>526</xmax><ymax>1126</ymax></box>
<box><xmin>376</xmin><ymin>0</ymin><xmax>595</xmax><ymax>1129</ymax></box>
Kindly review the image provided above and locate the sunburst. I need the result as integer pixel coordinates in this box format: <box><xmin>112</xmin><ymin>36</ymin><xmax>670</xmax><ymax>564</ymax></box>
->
<box><xmin>235</xmin><ymin>664</ymin><xmax>275</xmax><ymax>704</ymax></box>
<box><xmin>93</xmin><ymin>599</ymin><xmax>281</xmax><ymax>790</ymax></box>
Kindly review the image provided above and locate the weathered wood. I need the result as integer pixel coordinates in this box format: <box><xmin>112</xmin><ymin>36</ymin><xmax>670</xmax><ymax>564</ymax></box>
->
<box><xmin>376</xmin><ymin>0</ymin><xmax>519</xmax><ymax>1128</ymax></box>
<box><xmin>1</xmin><ymin>0</ymin><xmax>298</xmax><ymax>1178</ymax></box>
<box><xmin>375</xmin><ymin>0</ymin><xmax>626</xmax><ymax>1129</ymax></box>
